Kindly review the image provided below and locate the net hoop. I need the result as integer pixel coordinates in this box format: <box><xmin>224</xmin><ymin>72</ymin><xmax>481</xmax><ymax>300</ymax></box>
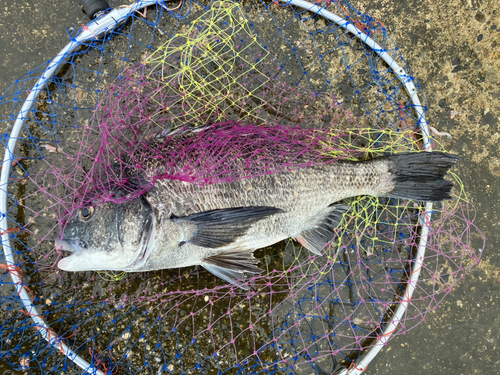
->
<box><xmin>0</xmin><ymin>1</ymin><xmax>433</xmax><ymax>374</ymax></box>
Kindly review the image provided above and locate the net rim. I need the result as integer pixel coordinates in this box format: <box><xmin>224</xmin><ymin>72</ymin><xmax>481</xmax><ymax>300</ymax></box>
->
<box><xmin>0</xmin><ymin>1</ymin><xmax>433</xmax><ymax>374</ymax></box>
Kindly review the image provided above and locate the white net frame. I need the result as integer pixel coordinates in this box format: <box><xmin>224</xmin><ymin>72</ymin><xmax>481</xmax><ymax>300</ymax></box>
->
<box><xmin>0</xmin><ymin>1</ymin><xmax>439</xmax><ymax>374</ymax></box>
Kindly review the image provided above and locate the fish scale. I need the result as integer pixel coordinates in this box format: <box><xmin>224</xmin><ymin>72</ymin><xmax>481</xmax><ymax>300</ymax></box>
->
<box><xmin>134</xmin><ymin>160</ymin><xmax>390</xmax><ymax>274</ymax></box>
<box><xmin>147</xmin><ymin>161</ymin><xmax>389</xmax><ymax>217</ymax></box>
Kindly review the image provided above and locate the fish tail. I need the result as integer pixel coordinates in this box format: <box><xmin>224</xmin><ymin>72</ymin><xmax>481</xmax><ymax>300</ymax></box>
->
<box><xmin>384</xmin><ymin>152</ymin><xmax>459</xmax><ymax>202</ymax></box>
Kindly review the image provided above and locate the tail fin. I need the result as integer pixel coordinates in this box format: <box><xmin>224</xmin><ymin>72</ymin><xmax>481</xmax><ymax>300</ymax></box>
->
<box><xmin>384</xmin><ymin>152</ymin><xmax>459</xmax><ymax>202</ymax></box>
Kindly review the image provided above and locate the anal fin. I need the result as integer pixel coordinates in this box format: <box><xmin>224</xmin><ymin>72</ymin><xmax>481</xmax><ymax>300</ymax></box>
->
<box><xmin>202</xmin><ymin>248</ymin><xmax>262</xmax><ymax>290</ymax></box>
<box><xmin>296</xmin><ymin>204</ymin><xmax>350</xmax><ymax>255</ymax></box>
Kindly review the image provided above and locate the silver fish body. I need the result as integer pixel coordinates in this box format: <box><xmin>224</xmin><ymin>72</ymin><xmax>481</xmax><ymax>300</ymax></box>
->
<box><xmin>141</xmin><ymin>161</ymin><xmax>388</xmax><ymax>267</ymax></box>
<box><xmin>57</xmin><ymin>151</ymin><xmax>457</xmax><ymax>289</ymax></box>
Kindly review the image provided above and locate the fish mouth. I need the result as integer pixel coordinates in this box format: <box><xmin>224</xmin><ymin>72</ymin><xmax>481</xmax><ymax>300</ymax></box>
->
<box><xmin>56</xmin><ymin>237</ymin><xmax>123</xmax><ymax>271</ymax></box>
<box><xmin>56</xmin><ymin>238</ymin><xmax>98</xmax><ymax>271</ymax></box>
<box><xmin>55</xmin><ymin>238</ymin><xmax>87</xmax><ymax>254</ymax></box>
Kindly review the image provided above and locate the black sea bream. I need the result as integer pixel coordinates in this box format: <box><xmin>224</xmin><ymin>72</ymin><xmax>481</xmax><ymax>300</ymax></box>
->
<box><xmin>56</xmin><ymin>125</ymin><xmax>458</xmax><ymax>289</ymax></box>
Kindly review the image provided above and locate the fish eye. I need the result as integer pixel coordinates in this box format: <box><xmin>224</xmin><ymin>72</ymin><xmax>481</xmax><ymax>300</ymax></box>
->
<box><xmin>79</xmin><ymin>206</ymin><xmax>95</xmax><ymax>220</ymax></box>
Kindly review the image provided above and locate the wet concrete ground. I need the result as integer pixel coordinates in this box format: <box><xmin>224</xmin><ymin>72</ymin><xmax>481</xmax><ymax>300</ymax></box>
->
<box><xmin>0</xmin><ymin>0</ymin><xmax>498</xmax><ymax>374</ymax></box>
<box><xmin>356</xmin><ymin>1</ymin><xmax>500</xmax><ymax>373</ymax></box>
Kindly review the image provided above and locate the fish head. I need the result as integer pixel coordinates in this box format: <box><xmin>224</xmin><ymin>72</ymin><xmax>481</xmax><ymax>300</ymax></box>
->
<box><xmin>56</xmin><ymin>196</ymin><xmax>154</xmax><ymax>272</ymax></box>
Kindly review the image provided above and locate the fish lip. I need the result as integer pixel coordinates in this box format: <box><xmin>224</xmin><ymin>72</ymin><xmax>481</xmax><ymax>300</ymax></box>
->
<box><xmin>55</xmin><ymin>238</ymin><xmax>86</xmax><ymax>255</ymax></box>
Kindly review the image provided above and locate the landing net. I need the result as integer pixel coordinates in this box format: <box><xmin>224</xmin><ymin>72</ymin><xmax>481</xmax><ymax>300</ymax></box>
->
<box><xmin>0</xmin><ymin>1</ymin><xmax>484</xmax><ymax>374</ymax></box>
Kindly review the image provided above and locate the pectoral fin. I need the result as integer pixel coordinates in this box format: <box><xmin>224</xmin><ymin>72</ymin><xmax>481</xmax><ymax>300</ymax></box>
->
<box><xmin>296</xmin><ymin>204</ymin><xmax>350</xmax><ymax>255</ymax></box>
<box><xmin>202</xmin><ymin>248</ymin><xmax>263</xmax><ymax>290</ymax></box>
<box><xmin>172</xmin><ymin>206</ymin><xmax>283</xmax><ymax>248</ymax></box>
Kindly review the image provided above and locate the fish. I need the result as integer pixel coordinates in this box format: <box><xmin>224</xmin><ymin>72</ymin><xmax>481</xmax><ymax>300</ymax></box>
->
<box><xmin>56</xmin><ymin>125</ymin><xmax>458</xmax><ymax>289</ymax></box>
